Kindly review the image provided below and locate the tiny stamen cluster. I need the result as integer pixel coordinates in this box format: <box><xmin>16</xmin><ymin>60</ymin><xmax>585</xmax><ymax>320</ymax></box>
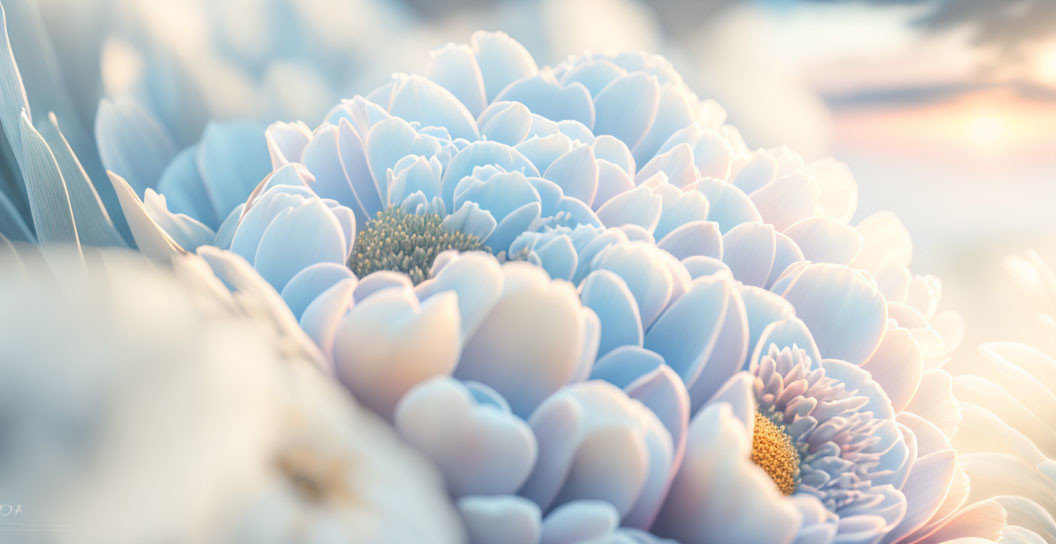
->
<box><xmin>349</xmin><ymin>207</ymin><xmax>487</xmax><ymax>284</ymax></box>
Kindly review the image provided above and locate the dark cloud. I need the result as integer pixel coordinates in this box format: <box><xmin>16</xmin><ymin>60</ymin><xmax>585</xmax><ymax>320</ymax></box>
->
<box><xmin>804</xmin><ymin>0</ymin><xmax>1056</xmax><ymax>54</ymax></box>
<box><xmin>824</xmin><ymin>79</ymin><xmax>1056</xmax><ymax>109</ymax></box>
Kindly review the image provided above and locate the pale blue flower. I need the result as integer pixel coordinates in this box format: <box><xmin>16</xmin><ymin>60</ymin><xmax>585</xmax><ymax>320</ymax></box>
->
<box><xmin>0</xmin><ymin>16</ymin><xmax>1004</xmax><ymax>543</ymax></box>
<box><xmin>94</xmin><ymin>30</ymin><xmax>995</xmax><ymax>543</ymax></box>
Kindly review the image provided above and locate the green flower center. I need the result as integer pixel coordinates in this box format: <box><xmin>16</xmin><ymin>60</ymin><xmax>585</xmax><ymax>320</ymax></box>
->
<box><xmin>751</xmin><ymin>411</ymin><xmax>801</xmax><ymax>496</ymax></box>
<box><xmin>349</xmin><ymin>207</ymin><xmax>487</xmax><ymax>284</ymax></box>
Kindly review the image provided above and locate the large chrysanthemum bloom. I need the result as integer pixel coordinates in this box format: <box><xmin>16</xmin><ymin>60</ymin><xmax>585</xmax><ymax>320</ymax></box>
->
<box><xmin>67</xmin><ymin>30</ymin><xmax>986</xmax><ymax>543</ymax></box>
<box><xmin>92</xmin><ymin>31</ymin><xmax>996</xmax><ymax>540</ymax></box>
<box><xmin>0</xmin><ymin>243</ymin><xmax>464</xmax><ymax>543</ymax></box>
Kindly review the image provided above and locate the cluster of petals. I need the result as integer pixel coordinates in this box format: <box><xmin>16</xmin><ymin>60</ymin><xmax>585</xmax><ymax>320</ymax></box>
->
<box><xmin>83</xmin><ymin>29</ymin><xmax>1012</xmax><ymax>544</ymax></box>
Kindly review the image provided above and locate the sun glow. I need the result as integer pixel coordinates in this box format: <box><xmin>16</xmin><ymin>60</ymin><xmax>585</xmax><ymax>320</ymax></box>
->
<box><xmin>1037</xmin><ymin>46</ymin><xmax>1056</xmax><ymax>84</ymax></box>
<box><xmin>968</xmin><ymin>116</ymin><xmax>1005</xmax><ymax>146</ymax></box>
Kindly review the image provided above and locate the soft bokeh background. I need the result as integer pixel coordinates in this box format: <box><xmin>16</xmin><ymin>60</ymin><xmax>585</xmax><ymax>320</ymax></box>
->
<box><xmin>28</xmin><ymin>0</ymin><xmax>1056</xmax><ymax>366</ymax></box>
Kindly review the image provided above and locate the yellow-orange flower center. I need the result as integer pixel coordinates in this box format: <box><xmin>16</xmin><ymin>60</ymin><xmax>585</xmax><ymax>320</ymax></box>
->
<box><xmin>751</xmin><ymin>411</ymin><xmax>800</xmax><ymax>496</ymax></box>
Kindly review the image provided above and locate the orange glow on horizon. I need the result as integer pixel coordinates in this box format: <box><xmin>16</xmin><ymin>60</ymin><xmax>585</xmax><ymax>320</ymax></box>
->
<box><xmin>1037</xmin><ymin>46</ymin><xmax>1056</xmax><ymax>85</ymax></box>
<box><xmin>831</xmin><ymin>87</ymin><xmax>1056</xmax><ymax>166</ymax></box>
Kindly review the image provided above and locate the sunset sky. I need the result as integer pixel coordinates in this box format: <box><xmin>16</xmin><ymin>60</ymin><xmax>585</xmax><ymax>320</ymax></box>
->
<box><xmin>628</xmin><ymin>0</ymin><xmax>1056</xmax><ymax>362</ymax></box>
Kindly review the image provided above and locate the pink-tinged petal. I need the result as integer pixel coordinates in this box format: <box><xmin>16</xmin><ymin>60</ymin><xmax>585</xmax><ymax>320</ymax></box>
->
<box><xmin>427</xmin><ymin>43</ymin><xmax>487</xmax><ymax>117</ymax></box>
<box><xmin>593</xmin><ymin>73</ymin><xmax>661</xmax><ymax>150</ymax></box>
<box><xmin>776</xmin><ymin>263</ymin><xmax>887</xmax><ymax>365</ymax></box>
<box><xmin>982</xmin><ymin>342</ymin><xmax>1056</xmax><ymax>418</ymax></box>
<box><xmin>590</xmin><ymin>346</ymin><xmax>665</xmax><ymax>391</ymax></box>
<box><xmin>570</xmin><ymin>309</ymin><xmax>602</xmax><ymax>384</ymax></box>
<box><xmin>904</xmin><ymin>466</ymin><xmax>971</xmax><ymax>543</ymax></box>
<box><xmin>703</xmin><ymin>372</ymin><xmax>755</xmax><ymax>434</ymax></box>
<box><xmin>652</xmin><ymin>404</ymin><xmax>801</xmax><ymax>543</ymax></box>
<box><xmin>456</xmin><ymin>263</ymin><xmax>588</xmax><ymax>417</ymax></box>
<box><xmin>458</xmin><ymin>495</ymin><xmax>542</xmax><ymax>544</ymax></box>
<box><xmin>874</xmin><ymin>263</ymin><xmax>911</xmax><ymax>303</ymax></box>
<box><xmin>596</xmin><ymin>181</ymin><xmax>663</xmax><ymax>232</ymax></box>
<box><xmin>593</xmin><ymin>135</ymin><xmax>636</xmax><ymax>177</ymax></box>
<box><xmin>579</xmin><ymin>270</ymin><xmax>643</xmax><ymax>356</ymax></box>
<box><xmin>852</xmin><ymin>211</ymin><xmax>913</xmax><ymax>275</ymax></box>
<box><xmin>905</xmin><ymin>275</ymin><xmax>942</xmax><ymax>319</ymax></box>
<box><xmin>353</xmin><ymin>270</ymin><xmax>413</xmax><ymax>303</ymax></box>
<box><xmin>366</xmin><ymin>117</ymin><xmax>440</xmax><ymax>201</ymax></box>
<box><xmin>953</xmin><ymin>402</ymin><xmax>1049</xmax><ymax>465</ymax></box>
<box><xmin>471</xmin><ymin>31</ymin><xmax>539</xmax><ymax>102</ymax></box>
<box><xmin>962</xmin><ymin>453</ymin><xmax>1056</xmax><ymax>514</ymax></box>
<box><xmin>658</xmin><ymin>220</ymin><xmax>722</xmax><ymax>264</ymax></box>
<box><xmin>516</xmin><ymin>132</ymin><xmax>572</xmax><ymax>173</ymax></box>
<box><xmin>766</xmin><ymin>232</ymin><xmax>805</xmax><ymax>289</ymax></box>
<box><xmin>636</xmin><ymin>143</ymin><xmax>699</xmax><ymax>189</ymax></box>
<box><xmin>281</xmin><ymin>262</ymin><xmax>354</xmax><ymax>321</ymax></box>
<box><xmin>698</xmin><ymin>178</ymin><xmax>763</xmax><ymax>234</ymax></box>
<box><xmin>141</xmin><ymin>189</ymin><xmax>215</xmax><ymax>251</ymax></box>
<box><xmin>904</xmin><ymin>369</ymin><xmax>961</xmax><ymax>438</ymax></box>
<box><xmin>687</xmin><ymin>288</ymin><xmax>749</xmax><ymax>408</ymax></box>
<box><xmin>749</xmin><ymin>173</ymin><xmax>818</xmax><ymax>232</ymax></box>
<box><xmin>908</xmin><ymin>502</ymin><xmax>1005</xmax><ymax>544</ymax></box>
<box><xmin>337</xmin><ymin>118</ymin><xmax>382</xmax><ymax>223</ymax></box>
<box><xmin>784</xmin><ymin>216</ymin><xmax>863</xmax><ymax>266</ymax></box>
<box><xmin>252</xmin><ymin>199</ymin><xmax>347</xmax><ymax>290</ymax></box>
<box><xmin>416</xmin><ymin>251</ymin><xmax>503</xmax><ymax>342</ymax></box>
<box><xmin>298</xmin><ymin>277</ymin><xmax>355</xmax><ymax>359</ymax></box>
<box><xmin>994</xmin><ymin>496</ymin><xmax>1056</xmax><ymax>543</ymax></box>
<box><xmin>388</xmin><ymin>74</ymin><xmax>480</xmax><ymax>140</ymax></box>
<box><xmin>882</xmin><ymin>449</ymin><xmax>957</xmax><ymax>544</ymax></box>
<box><xmin>897</xmin><ymin>412</ymin><xmax>949</xmax><ymax>458</ymax></box>
<box><xmin>805</xmin><ymin>159</ymin><xmax>858</xmax><ymax>224</ymax></box>
<box><xmin>497</xmin><ymin>75</ymin><xmax>595</xmax><ymax>127</ymax></box>
<box><xmin>624</xmin><ymin>364</ymin><xmax>690</xmax><ymax>483</ymax></box>
<box><xmin>521</xmin><ymin>381</ymin><xmax>671</xmax><ymax>519</ymax></box>
<box><xmin>478</xmin><ymin>101</ymin><xmax>532</xmax><ymax>146</ymax></box>
<box><xmin>654</xmin><ymin>187</ymin><xmax>710</xmax><ymax>242</ymax></box>
<box><xmin>544</xmin><ymin>145</ymin><xmax>599</xmax><ymax>205</ymax></box>
<box><xmin>395</xmin><ymin>377</ymin><xmax>536</xmax><ymax>497</ymax></box>
<box><xmin>954</xmin><ymin>375</ymin><xmax>1056</xmax><ymax>455</ymax></box>
<box><xmin>740</xmin><ymin>285</ymin><xmax>795</xmax><ymax>360</ymax></box>
<box><xmin>541</xmin><ymin>501</ymin><xmax>620</xmax><ymax>544</ymax></box>
<box><xmin>441</xmin><ymin>140</ymin><xmax>539</xmax><ymax>209</ymax></box>
<box><xmin>265</xmin><ymin>120</ymin><xmax>311</xmax><ymax>168</ymax></box>
<box><xmin>730</xmin><ymin>151</ymin><xmax>777</xmax><ymax>194</ymax></box>
<box><xmin>334</xmin><ymin>289</ymin><xmax>461</xmax><ymax>419</ymax></box>
<box><xmin>682</xmin><ymin>256</ymin><xmax>732</xmax><ymax>279</ymax></box>
<box><xmin>109</xmin><ymin>172</ymin><xmax>184</xmax><ymax>260</ymax></box>
<box><xmin>592</xmin><ymin>242</ymin><xmax>675</xmax><ymax>330</ymax></box>
<box><xmin>722</xmin><ymin>222</ymin><xmax>776</xmax><ymax>287</ymax></box>
<box><xmin>633</xmin><ymin>83</ymin><xmax>694</xmax><ymax>166</ymax></box>
<box><xmin>593</xmin><ymin>159</ymin><xmax>636</xmax><ymax>212</ymax></box>
<box><xmin>644</xmin><ymin>276</ymin><xmax>731</xmax><ymax>386</ymax></box>
<box><xmin>685</xmin><ymin>126</ymin><xmax>735</xmax><ymax>180</ymax></box>
<box><xmin>862</xmin><ymin>327</ymin><xmax>924</xmax><ymax>413</ymax></box>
